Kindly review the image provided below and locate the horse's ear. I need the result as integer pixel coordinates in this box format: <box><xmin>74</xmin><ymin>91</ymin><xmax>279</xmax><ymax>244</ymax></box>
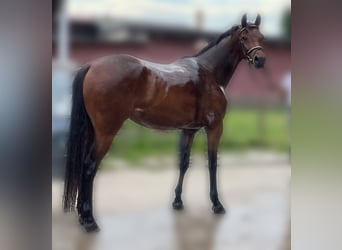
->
<box><xmin>255</xmin><ymin>14</ymin><xmax>261</xmax><ymax>26</ymax></box>
<box><xmin>241</xmin><ymin>14</ymin><xmax>247</xmax><ymax>27</ymax></box>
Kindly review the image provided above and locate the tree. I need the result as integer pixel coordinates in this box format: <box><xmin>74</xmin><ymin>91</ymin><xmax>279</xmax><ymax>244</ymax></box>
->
<box><xmin>282</xmin><ymin>8</ymin><xmax>291</xmax><ymax>39</ymax></box>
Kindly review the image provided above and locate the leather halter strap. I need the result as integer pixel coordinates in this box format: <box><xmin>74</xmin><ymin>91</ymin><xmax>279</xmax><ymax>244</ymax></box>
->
<box><xmin>246</xmin><ymin>46</ymin><xmax>263</xmax><ymax>61</ymax></box>
<box><xmin>239</xmin><ymin>26</ymin><xmax>263</xmax><ymax>64</ymax></box>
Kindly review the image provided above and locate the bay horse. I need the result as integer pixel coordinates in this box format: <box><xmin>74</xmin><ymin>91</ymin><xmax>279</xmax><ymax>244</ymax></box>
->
<box><xmin>63</xmin><ymin>14</ymin><xmax>266</xmax><ymax>232</ymax></box>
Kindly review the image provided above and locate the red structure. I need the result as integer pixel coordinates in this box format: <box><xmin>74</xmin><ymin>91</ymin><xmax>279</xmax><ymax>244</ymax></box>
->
<box><xmin>52</xmin><ymin>19</ymin><xmax>290</xmax><ymax>104</ymax></box>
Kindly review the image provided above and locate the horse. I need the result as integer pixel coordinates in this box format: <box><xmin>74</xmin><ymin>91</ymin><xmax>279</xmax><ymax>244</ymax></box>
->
<box><xmin>63</xmin><ymin>14</ymin><xmax>266</xmax><ymax>232</ymax></box>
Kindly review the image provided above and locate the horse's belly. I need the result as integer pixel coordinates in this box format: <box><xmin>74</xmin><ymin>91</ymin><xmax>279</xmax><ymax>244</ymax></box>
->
<box><xmin>130</xmin><ymin>106</ymin><xmax>198</xmax><ymax>130</ymax></box>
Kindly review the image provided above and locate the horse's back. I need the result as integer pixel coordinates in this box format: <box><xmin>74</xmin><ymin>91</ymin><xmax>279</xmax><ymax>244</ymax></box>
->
<box><xmin>84</xmin><ymin>54</ymin><xmax>199</xmax><ymax>89</ymax></box>
<box><xmin>86</xmin><ymin>54</ymin><xmax>143</xmax><ymax>82</ymax></box>
<box><xmin>137</xmin><ymin>57</ymin><xmax>199</xmax><ymax>84</ymax></box>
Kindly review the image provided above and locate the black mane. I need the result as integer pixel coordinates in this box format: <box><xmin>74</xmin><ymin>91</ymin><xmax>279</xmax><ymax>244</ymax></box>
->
<box><xmin>192</xmin><ymin>25</ymin><xmax>240</xmax><ymax>57</ymax></box>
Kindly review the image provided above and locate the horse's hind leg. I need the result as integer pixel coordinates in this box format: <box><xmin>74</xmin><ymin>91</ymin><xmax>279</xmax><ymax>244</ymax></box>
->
<box><xmin>77</xmin><ymin>125</ymin><xmax>122</xmax><ymax>232</ymax></box>
<box><xmin>76</xmin><ymin>140</ymin><xmax>97</xmax><ymax>232</ymax></box>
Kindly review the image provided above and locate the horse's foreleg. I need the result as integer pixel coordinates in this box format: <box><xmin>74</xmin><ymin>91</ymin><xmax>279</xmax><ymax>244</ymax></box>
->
<box><xmin>172</xmin><ymin>129</ymin><xmax>197</xmax><ymax>210</ymax></box>
<box><xmin>206</xmin><ymin>122</ymin><xmax>225</xmax><ymax>214</ymax></box>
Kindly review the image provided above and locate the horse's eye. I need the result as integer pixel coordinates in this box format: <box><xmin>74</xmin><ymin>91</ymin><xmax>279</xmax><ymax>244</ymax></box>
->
<box><xmin>241</xmin><ymin>36</ymin><xmax>247</xmax><ymax>41</ymax></box>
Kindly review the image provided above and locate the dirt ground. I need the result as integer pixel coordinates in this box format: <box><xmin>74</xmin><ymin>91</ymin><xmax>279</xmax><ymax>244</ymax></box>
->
<box><xmin>52</xmin><ymin>153</ymin><xmax>291</xmax><ymax>250</ymax></box>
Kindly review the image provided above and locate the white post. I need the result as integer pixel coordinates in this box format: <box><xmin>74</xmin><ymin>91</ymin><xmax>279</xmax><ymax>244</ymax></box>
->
<box><xmin>57</xmin><ymin>0</ymin><xmax>69</xmax><ymax>65</ymax></box>
<box><xmin>53</xmin><ymin>0</ymin><xmax>73</xmax><ymax>118</ymax></box>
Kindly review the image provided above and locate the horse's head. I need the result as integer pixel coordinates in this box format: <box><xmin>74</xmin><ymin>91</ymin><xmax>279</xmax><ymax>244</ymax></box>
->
<box><xmin>239</xmin><ymin>14</ymin><xmax>266</xmax><ymax>68</ymax></box>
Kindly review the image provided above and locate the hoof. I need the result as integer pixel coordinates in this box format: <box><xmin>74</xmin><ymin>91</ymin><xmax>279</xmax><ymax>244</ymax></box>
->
<box><xmin>79</xmin><ymin>217</ymin><xmax>100</xmax><ymax>233</ymax></box>
<box><xmin>84</xmin><ymin>222</ymin><xmax>100</xmax><ymax>233</ymax></box>
<box><xmin>212</xmin><ymin>204</ymin><xmax>226</xmax><ymax>214</ymax></box>
<box><xmin>172</xmin><ymin>201</ymin><xmax>184</xmax><ymax>211</ymax></box>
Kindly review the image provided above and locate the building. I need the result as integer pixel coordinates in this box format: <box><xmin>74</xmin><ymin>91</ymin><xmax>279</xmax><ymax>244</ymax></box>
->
<box><xmin>52</xmin><ymin>18</ymin><xmax>290</xmax><ymax>105</ymax></box>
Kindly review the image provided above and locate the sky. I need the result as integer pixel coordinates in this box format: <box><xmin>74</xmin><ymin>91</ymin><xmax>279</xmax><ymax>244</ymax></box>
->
<box><xmin>68</xmin><ymin>0</ymin><xmax>291</xmax><ymax>37</ymax></box>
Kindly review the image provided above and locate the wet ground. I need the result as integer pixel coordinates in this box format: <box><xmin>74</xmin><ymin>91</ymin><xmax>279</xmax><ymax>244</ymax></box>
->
<box><xmin>52</xmin><ymin>153</ymin><xmax>290</xmax><ymax>250</ymax></box>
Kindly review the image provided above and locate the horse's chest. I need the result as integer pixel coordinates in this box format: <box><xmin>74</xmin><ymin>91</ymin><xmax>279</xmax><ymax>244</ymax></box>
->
<box><xmin>199</xmin><ymin>86</ymin><xmax>227</xmax><ymax>126</ymax></box>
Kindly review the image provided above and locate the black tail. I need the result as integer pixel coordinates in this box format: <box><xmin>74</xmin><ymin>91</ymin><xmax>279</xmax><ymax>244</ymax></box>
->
<box><xmin>63</xmin><ymin>65</ymin><xmax>94</xmax><ymax>212</ymax></box>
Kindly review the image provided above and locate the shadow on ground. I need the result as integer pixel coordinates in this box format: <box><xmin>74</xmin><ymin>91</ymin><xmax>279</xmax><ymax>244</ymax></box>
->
<box><xmin>52</xmin><ymin>154</ymin><xmax>290</xmax><ymax>250</ymax></box>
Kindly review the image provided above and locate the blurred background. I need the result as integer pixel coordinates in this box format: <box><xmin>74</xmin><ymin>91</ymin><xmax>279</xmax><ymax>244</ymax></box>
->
<box><xmin>52</xmin><ymin>0</ymin><xmax>291</xmax><ymax>249</ymax></box>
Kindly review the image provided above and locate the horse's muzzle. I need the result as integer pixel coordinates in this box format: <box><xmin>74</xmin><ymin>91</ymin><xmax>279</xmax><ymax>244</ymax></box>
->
<box><xmin>253</xmin><ymin>55</ymin><xmax>266</xmax><ymax>68</ymax></box>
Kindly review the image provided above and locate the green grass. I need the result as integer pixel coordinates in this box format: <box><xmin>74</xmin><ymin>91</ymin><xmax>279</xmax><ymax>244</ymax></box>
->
<box><xmin>107</xmin><ymin>107</ymin><xmax>289</xmax><ymax>162</ymax></box>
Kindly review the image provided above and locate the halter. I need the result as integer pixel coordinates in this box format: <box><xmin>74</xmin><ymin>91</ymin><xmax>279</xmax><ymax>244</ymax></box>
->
<box><xmin>239</xmin><ymin>26</ymin><xmax>263</xmax><ymax>64</ymax></box>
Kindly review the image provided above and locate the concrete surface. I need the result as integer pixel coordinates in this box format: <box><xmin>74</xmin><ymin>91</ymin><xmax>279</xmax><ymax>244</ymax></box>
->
<box><xmin>52</xmin><ymin>153</ymin><xmax>290</xmax><ymax>250</ymax></box>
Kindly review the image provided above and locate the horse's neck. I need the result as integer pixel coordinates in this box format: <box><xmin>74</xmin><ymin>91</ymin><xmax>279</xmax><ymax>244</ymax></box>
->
<box><xmin>196</xmin><ymin>36</ymin><xmax>242</xmax><ymax>88</ymax></box>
